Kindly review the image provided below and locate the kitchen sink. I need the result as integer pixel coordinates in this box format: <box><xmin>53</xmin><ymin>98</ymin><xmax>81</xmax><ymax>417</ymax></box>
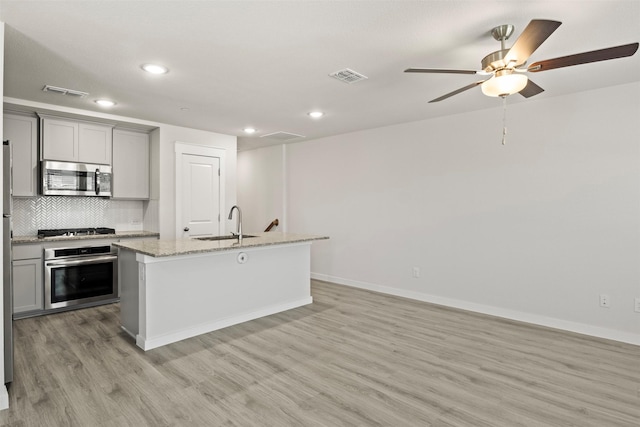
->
<box><xmin>195</xmin><ymin>234</ymin><xmax>257</xmax><ymax>241</ymax></box>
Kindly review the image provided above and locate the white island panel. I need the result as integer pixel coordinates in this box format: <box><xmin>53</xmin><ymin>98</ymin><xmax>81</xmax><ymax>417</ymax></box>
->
<box><xmin>120</xmin><ymin>241</ymin><xmax>313</xmax><ymax>350</ymax></box>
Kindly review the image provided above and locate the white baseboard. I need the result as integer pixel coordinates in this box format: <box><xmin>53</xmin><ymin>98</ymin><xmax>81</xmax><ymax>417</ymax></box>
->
<box><xmin>311</xmin><ymin>273</ymin><xmax>640</xmax><ymax>346</ymax></box>
<box><xmin>137</xmin><ymin>296</ymin><xmax>313</xmax><ymax>351</ymax></box>
<box><xmin>0</xmin><ymin>385</ymin><xmax>8</xmax><ymax>410</ymax></box>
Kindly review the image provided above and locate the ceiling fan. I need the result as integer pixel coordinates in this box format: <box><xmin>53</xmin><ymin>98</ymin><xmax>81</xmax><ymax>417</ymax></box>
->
<box><xmin>405</xmin><ymin>20</ymin><xmax>639</xmax><ymax>103</ymax></box>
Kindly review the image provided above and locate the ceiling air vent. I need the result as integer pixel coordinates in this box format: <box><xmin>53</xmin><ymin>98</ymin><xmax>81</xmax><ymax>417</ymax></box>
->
<box><xmin>42</xmin><ymin>85</ymin><xmax>89</xmax><ymax>98</ymax></box>
<box><xmin>260</xmin><ymin>131</ymin><xmax>305</xmax><ymax>141</ymax></box>
<box><xmin>329</xmin><ymin>68</ymin><xmax>368</xmax><ymax>84</ymax></box>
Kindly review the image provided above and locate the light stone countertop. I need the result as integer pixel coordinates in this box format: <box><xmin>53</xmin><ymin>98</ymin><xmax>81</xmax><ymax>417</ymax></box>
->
<box><xmin>12</xmin><ymin>230</ymin><xmax>160</xmax><ymax>244</ymax></box>
<box><xmin>113</xmin><ymin>232</ymin><xmax>329</xmax><ymax>258</ymax></box>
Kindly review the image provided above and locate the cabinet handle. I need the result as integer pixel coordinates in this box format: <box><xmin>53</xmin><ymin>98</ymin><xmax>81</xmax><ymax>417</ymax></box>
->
<box><xmin>184</xmin><ymin>227</ymin><xmax>189</xmax><ymax>232</ymax></box>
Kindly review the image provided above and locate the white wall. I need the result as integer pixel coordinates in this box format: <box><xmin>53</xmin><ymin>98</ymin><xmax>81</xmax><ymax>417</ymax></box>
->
<box><xmin>156</xmin><ymin>124</ymin><xmax>237</xmax><ymax>238</ymax></box>
<box><xmin>277</xmin><ymin>82</ymin><xmax>640</xmax><ymax>344</ymax></box>
<box><xmin>237</xmin><ymin>144</ymin><xmax>285</xmax><ymax>234</ymax></box>
<box><xmin>142</xmin><ymin>128</ymin><xmax>161</xmax><ymax>233</ymax></box>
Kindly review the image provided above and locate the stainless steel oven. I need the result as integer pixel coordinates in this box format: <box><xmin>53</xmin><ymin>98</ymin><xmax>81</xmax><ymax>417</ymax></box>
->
<box><xmin>44</xmin><ymin>244</ymin><xmax>118</xmax><ymax>309</ymax></box>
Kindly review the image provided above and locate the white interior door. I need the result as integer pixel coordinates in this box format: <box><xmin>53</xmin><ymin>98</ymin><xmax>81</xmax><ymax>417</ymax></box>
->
<box><xmin>180</xmin><ymin>153</ymin><xmax>220</xmax><ymax>238</ymax></box>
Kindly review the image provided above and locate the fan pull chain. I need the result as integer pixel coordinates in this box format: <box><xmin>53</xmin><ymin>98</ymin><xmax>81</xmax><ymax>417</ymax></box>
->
<box><xmin>501</xmin><ymin>95</ymin><xmax>508</xmax><ymax>145</ymax></box>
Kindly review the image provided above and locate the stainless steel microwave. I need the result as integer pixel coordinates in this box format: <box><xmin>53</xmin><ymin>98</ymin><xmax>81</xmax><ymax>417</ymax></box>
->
<box><xmin>41</xmin><ymin>161</ymin><xmax>112</xmax><ymax>197</ymax></box>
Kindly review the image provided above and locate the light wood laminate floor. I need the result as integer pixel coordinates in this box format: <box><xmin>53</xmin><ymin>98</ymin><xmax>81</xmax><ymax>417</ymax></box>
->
<box><xmin>0</xmin><ymin>280</ymin><xmax>638</xmax><ymax>426</ymax></box>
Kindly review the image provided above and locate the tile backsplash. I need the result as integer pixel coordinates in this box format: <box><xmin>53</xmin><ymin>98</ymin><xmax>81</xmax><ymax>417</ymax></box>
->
<box><xmin>12</xmin><ymin>196</ymin><xmax>145</xmax><ymax>236</ymax></box>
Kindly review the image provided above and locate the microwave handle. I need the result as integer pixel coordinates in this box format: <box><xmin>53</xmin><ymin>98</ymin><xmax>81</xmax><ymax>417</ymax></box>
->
<box><xmin>95</xmin><ymin>169</ymin><xmax>101</xmax><ymax>195</ymax></box>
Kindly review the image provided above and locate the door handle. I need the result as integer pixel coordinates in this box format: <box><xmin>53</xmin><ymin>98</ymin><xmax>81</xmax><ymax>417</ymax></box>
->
<box><xmin>184</xmin><ymin>227</ymin><xmax>190</xmax><ymax>232</ymax></box>
<box><xmin>95</xmin><ymin>169</ymin><xmax>101</xmax><ymax>195</ymax></box>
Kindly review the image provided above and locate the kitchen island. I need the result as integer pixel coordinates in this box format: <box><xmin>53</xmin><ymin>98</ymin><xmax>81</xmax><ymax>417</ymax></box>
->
<box><xmin>114</xmin><ymin>232</ymin><xmax>328</xmax><ymax>351</ymax></box>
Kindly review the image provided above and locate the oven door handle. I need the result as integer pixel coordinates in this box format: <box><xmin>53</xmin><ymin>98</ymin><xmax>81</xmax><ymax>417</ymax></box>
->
<box><xmin>45</xmin><ymin>255</ymin><xmax>117</xmax><ymax>267</ymax></box>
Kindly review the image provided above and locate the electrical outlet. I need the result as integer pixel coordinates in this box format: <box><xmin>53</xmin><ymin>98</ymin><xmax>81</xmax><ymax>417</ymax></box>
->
<box><xmin>412</xmin><ymin>267</ymin><xmax>420</xmax><ymax>278</ymax></box>
<box><xmin>634</xmin><ymin>298</ymin><xmax>640</xmax><ymax>313</ymax></box>
<box><xmin>599</xmin><ymin>294</ymin><xmax>610</xmax><ymax>308</ymax></box>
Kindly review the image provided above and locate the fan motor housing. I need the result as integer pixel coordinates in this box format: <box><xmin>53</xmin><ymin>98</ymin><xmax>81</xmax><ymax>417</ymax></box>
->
<box><xmin>481</xmin><ymin>49</ymin><xmax>526</xmax><ymax>72</ymax></box>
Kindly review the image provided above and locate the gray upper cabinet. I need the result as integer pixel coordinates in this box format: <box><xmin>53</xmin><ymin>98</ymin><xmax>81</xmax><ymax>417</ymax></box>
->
<box><xmin>78</xmin><ymin>122</ymin><xmax>112</xmax><ymax>164</ymax></box>
<box><xmin>40</xmin><ymin>115</ymin><xmax>113</xmax><ymax>165</ymax></box>
<box><xmin>41</xmin><ymin>116</ymin><xmax>77</xmax><ymax>161</ymax></box>
<box><xmin>112</xmin><ymin>129</ymin><xmax>150</xmax><ymax>199</ymax></box>
<box><xmin>3</xmin><ymin>113</ymin><xmax>38</xmax><ymax>197</ymax></box>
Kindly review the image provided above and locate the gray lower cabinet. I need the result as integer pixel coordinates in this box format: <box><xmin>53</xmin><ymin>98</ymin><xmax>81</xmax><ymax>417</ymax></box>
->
<box><xmin>12</xmin><ymin>258</ymin><xmax>43</xmax><ymax>314</ymax></box>
<box><xmin>10</xmin><ymin>235</ymin><xmax>158</xmax><ymax>317</ymax></box>
<box><xmin>12</xmin><ymin>242</ymin><xmax>44</xmax><ymax>316</ymax></box>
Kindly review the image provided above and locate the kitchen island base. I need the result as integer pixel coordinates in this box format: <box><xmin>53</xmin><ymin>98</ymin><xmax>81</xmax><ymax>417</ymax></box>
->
<box><xmin>118</xmin><ymin>241</ymin><xmax>314</xmax><ymax>351</ymax></box>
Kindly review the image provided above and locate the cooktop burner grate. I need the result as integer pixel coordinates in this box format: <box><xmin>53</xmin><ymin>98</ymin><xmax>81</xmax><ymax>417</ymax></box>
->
<box><xmin>37</xmin><ymin>227</ymin><xmax>116</xmax><ymax>238</ymax></box>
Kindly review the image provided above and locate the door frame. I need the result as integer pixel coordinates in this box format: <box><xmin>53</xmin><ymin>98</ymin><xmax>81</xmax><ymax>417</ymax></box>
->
<box><xmin>175</xmin><ymin>142</ymin><xmax>226</xmax><ymax>239</ymax></box>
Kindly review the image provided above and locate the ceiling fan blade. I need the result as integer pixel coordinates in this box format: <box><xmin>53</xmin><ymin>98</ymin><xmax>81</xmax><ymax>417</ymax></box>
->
<box><xmin>518</xmin><ymin>79</ymin><xmax>544</xmax><ymax>98</ymax></box>
<box><xmin>527</xmin><ymin>42</ymin><xmax>639</xmax><ymax>72</ymax></box>
<box><xmin>405</xmin><ymin>68</ymin><xmax>478</xmax><ymax>75</ymax></box>
<box><xmin>504</xmin><ymin>19</ymin><xmax>562</xmax><ymax>65</ymax></box>
<box><xmin>428</xmin><ymin>80</ymin><xmax>488</xmax><ymax>103</ymax></box>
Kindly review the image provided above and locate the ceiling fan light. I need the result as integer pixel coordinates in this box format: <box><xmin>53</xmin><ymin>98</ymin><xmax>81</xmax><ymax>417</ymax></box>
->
<box><xmin>481</xmin><ymin>73</ymin><xmax>528</xmax><ymax>97</ymax></box>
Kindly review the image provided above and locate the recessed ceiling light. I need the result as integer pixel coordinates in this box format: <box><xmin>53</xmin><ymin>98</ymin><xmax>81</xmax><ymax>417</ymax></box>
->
<box><xmin>95</xmin><ymin>99</ymin><xmax>116</xmax><ymax>107</ymax></box>
<box><xmin>141</xmin><ymin>64</ymin><xmax>169</xmax><ymax>74</ymax></box>
<box><xmin>243</xmin><ymin>127</ymin><xmax>257</xmax><ymax>134</ymax></box>
<box><xmin>308</xmin><ymin>111</ymin><xmax>324</xmax><ymax>118</ymax></box>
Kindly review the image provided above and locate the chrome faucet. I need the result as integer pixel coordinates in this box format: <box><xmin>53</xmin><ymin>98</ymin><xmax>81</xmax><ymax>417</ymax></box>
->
<box><xmin>228</xmin><ymin>205</ymin><xmax>243</xmax><ymax>240</ymax></box>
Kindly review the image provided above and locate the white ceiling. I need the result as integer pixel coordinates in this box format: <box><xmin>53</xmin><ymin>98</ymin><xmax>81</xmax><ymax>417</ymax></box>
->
<box><xmin>1</xmin><ymin>1</ymin><xmax>638</xmax><ymax>151</ymax></box>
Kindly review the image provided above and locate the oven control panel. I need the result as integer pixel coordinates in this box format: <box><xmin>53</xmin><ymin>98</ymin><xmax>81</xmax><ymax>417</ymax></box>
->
<box><xmin>50</xmin><ymin>245</ymin><xmax>114</xmax><ymax>259</ymax></box>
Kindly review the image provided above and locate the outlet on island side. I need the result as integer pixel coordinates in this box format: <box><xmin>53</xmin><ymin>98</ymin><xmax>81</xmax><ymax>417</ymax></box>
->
<box><xmin>599</xmin><ymin>294</ymin><xmax>610</xmax><ymax>308</ymax></box>
<box><xmin>412</xmin><ymin>267</ymin><xmax>420</xmax><ymax>279</ymax></box>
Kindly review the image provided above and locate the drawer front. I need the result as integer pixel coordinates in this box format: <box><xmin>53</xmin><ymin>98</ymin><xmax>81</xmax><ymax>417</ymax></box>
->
<box><xmin>12</xmin><ymin>243</ymin><xmax>43</xmax><ymax>260</ymax></box>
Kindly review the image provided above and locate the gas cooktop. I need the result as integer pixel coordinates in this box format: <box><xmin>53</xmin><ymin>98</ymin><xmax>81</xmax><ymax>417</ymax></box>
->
<box><xmin>37</xmin><ymin>227</ymin><xmax>116</xmax><ymax>239</ymax></box>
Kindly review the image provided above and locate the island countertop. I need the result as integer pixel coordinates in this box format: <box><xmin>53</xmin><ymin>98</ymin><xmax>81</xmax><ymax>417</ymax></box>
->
<box><xmin>113</xmin><ymin>232</ymin><xmax>329</xmax><ymax>257</ymax></box>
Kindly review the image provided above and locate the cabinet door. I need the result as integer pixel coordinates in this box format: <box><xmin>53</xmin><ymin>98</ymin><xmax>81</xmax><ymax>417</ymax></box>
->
<box><xmin>42</xmin><ymin>117</ymin><xmax>79</xmax><ymax>161</ymax></box>
<box><xmin>112</xmin><ymin>129</ymin><xmax>150</xmax><ymax>199</ymax></box>
<box><xmin>12</xmin><ymin>258</ymin><xmax>43</xmax><ymax>314</ymax></box>
<box><xmin>79</xmin><ymin>122</ymin><xmax>112</xmax><ymax>165</ymax></box>
<box><xmin>3</xmin><ymin>114</ymin><xmax>38</xmax><ymax>197</ymax></box>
